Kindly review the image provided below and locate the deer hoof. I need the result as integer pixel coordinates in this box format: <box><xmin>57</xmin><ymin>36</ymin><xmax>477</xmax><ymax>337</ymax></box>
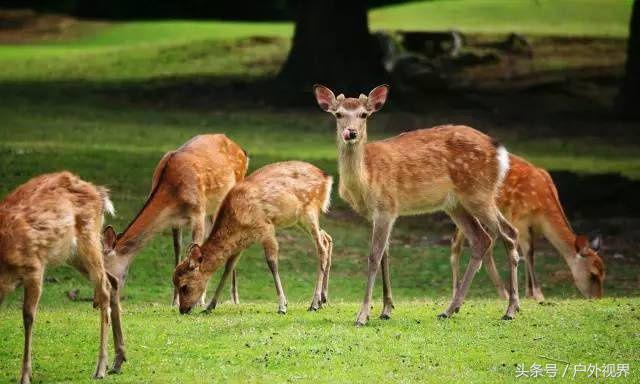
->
<box><xmin>437</xmin><ymin>312</ymin><xmax>449</xmax><ymax>319</ymax></box>
<box><xmin>379</xmin><ymin>313</ymin><xmax>391</xmax><ymax>320</ymax></box>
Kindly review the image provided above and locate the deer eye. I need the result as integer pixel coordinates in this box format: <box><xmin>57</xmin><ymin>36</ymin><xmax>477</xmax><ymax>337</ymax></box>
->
<box><xmin>359</xmin><ymin>112</ymin><xmax>368</xmax><ymax>119</ymax></box>
<box><xmin>335</xmin><ymin>112</ymin><xmax>343</xmax><ymax>119</ymax></box>
<box><xmin>180</xmin><ymin>285</ymin><xmax>189</xmax><ymax>294</ymax></box>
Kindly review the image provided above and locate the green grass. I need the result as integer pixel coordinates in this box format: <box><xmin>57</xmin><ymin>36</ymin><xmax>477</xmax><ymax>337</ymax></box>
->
<box><xmin>0</xmin><ymin>103</ymin><xmax>638</xmax><ymax>382</ymax></box>
<box><xmin>0</xmin><ymin>0</ymin><xmax>633</xmax><ymax>81</ymax></box>
<box><xmin>1</xmin><ymin>4</ymin><xmax>639</xmax><ymax>383</ymax></box>
<box><xmin>1</xmin><ymin>300</ymin><xmax>638</xmax><ymax>383</ymax></box>
<box><xmin>370</xmin><ymin>0</ymin><xmax>634</xmax><ymax>37</ymax></box>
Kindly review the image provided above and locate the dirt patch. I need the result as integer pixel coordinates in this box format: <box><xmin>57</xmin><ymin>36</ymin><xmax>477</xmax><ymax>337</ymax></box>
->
<box><xmin>0</xmin><ymin>9</ymin><xmax>106</xmax><ymax>43</ymax></box>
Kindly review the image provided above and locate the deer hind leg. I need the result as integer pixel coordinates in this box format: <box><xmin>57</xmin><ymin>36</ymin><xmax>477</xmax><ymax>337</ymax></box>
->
<box><xmin>230</xmin><ymin>268</ymin><xmax>240</xmax><ymax>305</ymax></box>
<box><xmin>302</xmin><ymin>211</ymin><xmax>330</xmax><ymax>311</ymax></box>
<box><xmin>76</xmin><ymin>230</ymin><xmax>112</xmax><ymax>379</ymax></box>
<box><xmin>320</xmin><ymin>230</ymin><xmax>333</xmax><ymax>304</ymax></box>
<box><xmin>483</xmin><ymin>240</ymin><xmax>509</xmax><ymax>300</ymax></box>
<box><xmin>440</xmin><ymin>206</ymin><xmax>492</xmax><ymax>318</ymax></box>
<box><xmin>204</xmin><ymin>252</ymin><xmax>241</xmax><ymax>313</ymax></box>
<box><xmin>171</xmin><ymin>227</ymin><xmax>182</xmax><ymax>307</ymax></box>
<box><xmin>494</xmin><ymin>211</ymin><xmax>521</xmax><ymax>319</ymax></box>
<box><xmin>20</xmin><ymin>274</ymin><xmax>43</xmax><ymax>384</ymax></box>
<box><xmin>262</xmin><ymin>227</ymin><xmax>287</xmax><ymax>314</ymax></box>
<box><xmin>355</xmin><ymin>213</ymin><xmax>395</xmax><ymax>326</ymax></box>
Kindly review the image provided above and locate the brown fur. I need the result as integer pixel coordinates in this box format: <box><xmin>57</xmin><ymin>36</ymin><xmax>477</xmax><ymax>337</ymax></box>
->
<box><xmin>314</xmin><ymin>84</ymin><xmax>521</xmax><ymax>324</ymax></box>
<box><xmin>173</xmin><ymin>161</ymin><xmax>333</xmax><ymax>314</ymax></box>
<box><xmin>451</xmin><ymin>154</ymin><xmax>605</xmax><ymax>301</ymax></box>
<box><xmin>0</xmin><ymin>172</ymin><xmax>117</xmax><ymax>383</ymax></box>
<box><xmin>101</xmin><ymin>134</ymin><xmax>248</xmax><ymax>372</ymax></box>
<box><xmin>103</xmin><ymin>134</ymin><xmax>248</xmax><ymax>288</ymax></box>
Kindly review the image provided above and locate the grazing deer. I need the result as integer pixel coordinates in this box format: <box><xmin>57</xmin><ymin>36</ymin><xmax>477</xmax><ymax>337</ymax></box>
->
<box><xmin>314</xmin><ymin>84</ymin><xmax>520</xmax><ymax>325</ymax></box>
<box><xmin>450</xmin><ymin>154</ymin><xmax>605</xmax><ymax>301</ymax></box>
<box><xmin>0</xmin><ymin>172</ymin><xmax>118</xmax><ymax>384</ymax></box>
<box><xmin>173</xmin><ymin>161</ymin><xmax>333</xmax><ymax>315</ymax></box>
<box><xmin>100</xmin><ymin>134</ymin><xmax>247</xmax><ymax>373</ymax></box>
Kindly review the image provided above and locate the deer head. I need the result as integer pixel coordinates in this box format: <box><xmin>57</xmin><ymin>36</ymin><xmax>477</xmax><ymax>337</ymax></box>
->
<box><xmin>314</xmin><ymin>84</ymin><xmax>389</xmax><ymax>146</ymax></box>
<box><xmin>571</xmin><ymin>235</ymin><xmax>605</xmax><ymax>298</ymax></box>
<box><xmin>172</xmin><ymin>243</ymin><xmax>208</xmax><ymax>314</ymax></box>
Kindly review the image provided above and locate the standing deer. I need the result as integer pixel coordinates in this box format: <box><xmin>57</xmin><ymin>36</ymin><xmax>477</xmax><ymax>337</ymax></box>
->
<box><xmin>100</xmin><ymin>134</ymin><xmax>248</xmax><ymax>373</ymax></box>
<box><xmin>0</xmin><ymin>172</ymin><xmax>119</xmax><ymax>384</ymax></box>
<box><xmin>450</xmin><ymin>154</ymin><xmax>605</xmax><ymax>302</ymax></box>
<box><xmin>173</xmin><ymin>161</ymin><xmax>333</xmax><ymax>315</ymax></box>
<box><xmin>314</xmin><ymin>84</ymin><xmax>520</xmax><ymax>325</ymax></box>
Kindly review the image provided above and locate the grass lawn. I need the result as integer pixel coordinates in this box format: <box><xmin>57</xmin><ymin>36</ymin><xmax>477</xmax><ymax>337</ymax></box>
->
<box><xmin>1</xmin><ymin>2</ymin><xmax>639</xmax><ymax>383</ymax></box>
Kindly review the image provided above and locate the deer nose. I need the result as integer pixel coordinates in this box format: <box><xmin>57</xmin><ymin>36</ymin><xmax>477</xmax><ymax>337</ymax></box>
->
<box><xmin>342</xmin><ymin>129</ymin><xmax>357</xmax><ymax>141</ymax></box>
<box><xmin>179</xmin><ymin>306</ymin><xmax>192</xmax><ymax>315</ymax></box>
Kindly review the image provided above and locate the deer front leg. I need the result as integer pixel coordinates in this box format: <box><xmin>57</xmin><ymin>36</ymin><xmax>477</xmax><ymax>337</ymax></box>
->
<box><xmin>108</xmin><ymin>285</ymin><xmax>126</xmax><ymax>374</ymax></box>
<box><xmin>263</xmin><ymin>232</ymin><xmax>287</xmax><ymax>314</ymax></box>
<box><xmin>93</xmin><ymin>280</ymin><xmax>111</xmax><ymax>380</ymax></box>
<box><xmin>355</xmin><ymin>214</ymin><xmax>395</xmax><ymax>326</ymax></box>
<box><xmin>521</xmin><ymin>231</ymin><xmax>544</xmax><ymax>302</ymax></box>
<box><xmin>191</xmin><ymin>214</ymin><xmax>208</xmax><ymax>306</ymax></box>
<box><xmin>21</xmin><ymin>275</ymin><xmax>42</xmax><ymax>384</ymax></box>
<box><xmin>172</xmin><ymin>227</ymin><xmax>182</xmax><ymax>306</ymax></box>
<box><xmin>230</xmin><ymin>268</ymin><xmax>239</xmax><ymax>305</ymax></box>
<box><xmin>379</xmin><ymin>249</ymin><xmax>394</xmax><ymax>319</ymax></box>
<box><xmin>204</xmin><ymin>253</ymin><xmax>241</xmax><ymax>313</ymax></box>
<box><xmin>450</xmin><ymin>228</ymin><xmax>464</xmax><ymax>300</ymax></box>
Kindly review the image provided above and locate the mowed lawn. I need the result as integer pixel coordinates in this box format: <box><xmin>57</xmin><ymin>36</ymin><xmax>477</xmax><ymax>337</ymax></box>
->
<box><xmin>1</xmin><ymin>2</ymin><xmax>639</xmax><ymax>383</ymax></box>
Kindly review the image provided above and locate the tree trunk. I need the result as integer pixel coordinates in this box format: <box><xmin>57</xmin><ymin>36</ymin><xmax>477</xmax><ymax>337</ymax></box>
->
<box><xmin>277</xmin><ymin>0</ymin><xmax>387</xmax><ymax>96</ymax></box>
<box><xmin>617</xmin><ymin>0</ymin><xmax>640</xmax><ymax>119</ymax></box>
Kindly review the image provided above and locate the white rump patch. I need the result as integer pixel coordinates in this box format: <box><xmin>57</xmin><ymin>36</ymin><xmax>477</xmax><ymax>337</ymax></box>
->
<box><xmin>496</xmin><ymin>145</ymin><xmax>510</xmax><ymax>186</ymax></box>
<box><xmin>103</xmin><ymin>196</ymin><xmax>116</xmax><ymax>217</ymax></box>
<box><xmin>322</xmin><ymin>176</ymin><xmax>333</xmax><ymax>213</ymax></box>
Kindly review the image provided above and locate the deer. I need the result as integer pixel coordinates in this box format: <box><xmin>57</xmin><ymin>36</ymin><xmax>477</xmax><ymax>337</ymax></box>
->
<box><xmin>314</xmin><ymin>84</ymin><xmax>521</xmax><ymax>325</ymax></box>
<box><xmin>173</xmin><ymin>161</ymin><xmax>333</xmax><ymax>315</ymax></box>
<box><xmin>0</xmin><ymin>172</ymin><xmax>119</xmax><ymax>384</ymax></box>
<box><xmin>100</xmin><ymin>133</ymin><xmax>248</xmax><ymax>373</ymax></box>
<box><xmin>450</xmin><ymin>154</ymin><xmax>605</xmax><ymax>302</ymax></box>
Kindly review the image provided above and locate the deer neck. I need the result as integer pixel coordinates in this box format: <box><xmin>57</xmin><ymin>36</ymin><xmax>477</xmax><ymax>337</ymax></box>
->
<box><xmin>338</xmin><ymin>134</ymin><xmax>369</xmax><ymax>195</ymax></box>
<box><xmin>115</xmin><ymin>222</ymin><xmax>152</xmax><ymax>260</ymax></box>
<box><xmin>109</xmin><ymin>223</ymin><xmax>153</xmax><ymax>276</ymax></box>
<box><xmin>542</xmin><ymin>218</ymin><xmax>580</xmax><ymax>269</ymax></box>
<box><xmin>199</xmin><ymin>221</ymin><xmax>252</xmax><ymax>277</ymax></box>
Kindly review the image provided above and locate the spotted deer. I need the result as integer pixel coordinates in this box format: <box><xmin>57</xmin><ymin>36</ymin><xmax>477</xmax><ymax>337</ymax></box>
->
<box><xmin>173</xmin><ymin>161</ymin><xmax>333</xmax><ymax>315</ymax></box>
<box><xmin>314</xmin><ymin>84</ymin><xmax>520</xmax><ymax>325</ymax></box>
<box><xmin>450</xmin><ymin>154</ymin><xmax>605</xmax><ymax>301</ymax></box>
<box><xmin>100</xmin><ymin>134</ymin><xmax>247</xmax><ymax>372</ymax></box>
<box><xmin>0</xmin><ymin>172</ymin><xmax>118</xmax><ymax>384</ymax></box>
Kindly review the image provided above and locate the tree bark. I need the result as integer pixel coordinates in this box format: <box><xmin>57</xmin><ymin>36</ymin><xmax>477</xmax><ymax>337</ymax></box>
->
<box><xmin>277</xmin><ymin>0</ymin><xmax>387</xmax><ymax>96</ymax></box>
<box><xmin>617</xmin><ymin>0</ymin><xmax>640</xmax><ymax>119</ymax></box>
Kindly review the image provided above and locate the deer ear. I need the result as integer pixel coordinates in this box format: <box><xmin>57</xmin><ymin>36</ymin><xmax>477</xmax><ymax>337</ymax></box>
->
<box><xmin>102</xmin><ymin>226</ymin><xmax>117</xmax><ymax>253</ymax></box>
<box><xmin>574</xmin><ymin>235</ymin><xmax>589</xmax><ymax>254</ymax></box>
<box><xmin>590</xmin><ymin>235</ymin><xmax>602</xmax><ymax>252</ymax></box>
<box><xmin>313</xmin><ymin>84</ymin><xmax>337</xmax><ymax>112</ymax></box>
<box><xmin>187</xmin><ymin>243</ymin><xmax>203</xmax><ymax>269</ymax></box>
<box><xmin>367</xmin><ymin>84</ymin><xmax>389</xmax><ymax>112</ymax></box>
